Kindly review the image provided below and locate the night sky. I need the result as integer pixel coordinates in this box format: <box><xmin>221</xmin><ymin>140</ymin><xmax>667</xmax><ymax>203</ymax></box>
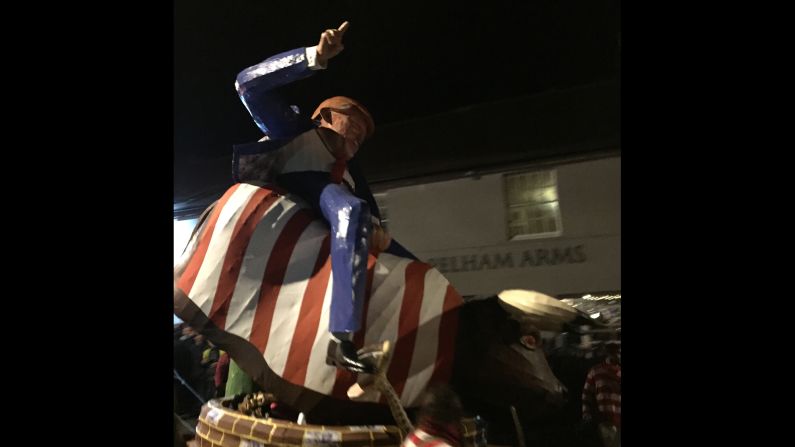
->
<box><xmin>174</xmin><ymin>0</ymin><xmax>620</xmax><ymax>206</ymax></box>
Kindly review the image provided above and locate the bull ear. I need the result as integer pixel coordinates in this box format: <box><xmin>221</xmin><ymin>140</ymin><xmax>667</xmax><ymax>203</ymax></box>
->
<box><xmin>520</xmin><ymin>334</ymin><xmax>537</xmax><ymax>350</ymax></box>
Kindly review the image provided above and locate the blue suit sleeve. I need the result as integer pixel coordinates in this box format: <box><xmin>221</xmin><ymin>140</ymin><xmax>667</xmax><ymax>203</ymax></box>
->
<box><xmin>235</xmin><ymin>47</ymin><xmax>316</xmax><ymax>139</ymax></box>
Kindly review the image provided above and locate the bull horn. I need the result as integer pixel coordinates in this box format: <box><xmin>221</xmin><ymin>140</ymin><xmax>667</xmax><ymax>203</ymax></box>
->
<box><xmin>497</xmin><ymin>289</ymin><xmax>578</xmax><ymax>332</ymax></box>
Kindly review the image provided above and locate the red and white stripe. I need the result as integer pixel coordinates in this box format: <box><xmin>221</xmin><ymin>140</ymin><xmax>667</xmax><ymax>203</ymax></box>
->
<box><xmin>401</xmin><ymin>430</ymin><xmax>454</xmax><ymax>447</ymax></box>
<box><xmin>177</xmin><ymin>183</ymin><xmax>463</xmax><ymax>407</ymax></box>
<box><xmin>582</xmin><ymin>363</ymin><xmax>621</xmax><ymax>427</ymax></box>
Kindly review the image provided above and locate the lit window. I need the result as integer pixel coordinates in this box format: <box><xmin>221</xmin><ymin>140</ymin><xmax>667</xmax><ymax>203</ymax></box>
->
<box><xmin>504</xmin><ymin>170</ymin><xmax>562</xmax><ymax>240</ymax></box>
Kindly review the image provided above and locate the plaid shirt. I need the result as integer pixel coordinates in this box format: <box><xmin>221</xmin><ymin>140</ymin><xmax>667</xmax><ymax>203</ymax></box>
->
<box><xmin>582</xmin><ymin>361</ymin><xmax>621</xmax><ymax>428</ymax></box>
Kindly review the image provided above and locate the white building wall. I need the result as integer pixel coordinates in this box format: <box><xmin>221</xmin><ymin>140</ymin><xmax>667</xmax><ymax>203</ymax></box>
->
<box><xmin>383</xmin><ymin>156</ymin><xmax>620</xmax><ymax>296</ymax></box>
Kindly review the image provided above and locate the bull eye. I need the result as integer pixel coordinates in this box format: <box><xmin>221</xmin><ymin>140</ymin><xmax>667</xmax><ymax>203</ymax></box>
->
<box><xmin>520</xmin><ymin>335</ymin><xmax>537</xmax><ymax>350</ymax></box>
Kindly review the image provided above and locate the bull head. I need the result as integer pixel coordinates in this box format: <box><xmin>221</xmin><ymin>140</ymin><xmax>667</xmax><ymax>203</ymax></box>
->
<box><xmin>453</xmin><ymin>290</ymin><xmax>575</xmax><ymax>425</ymax></box>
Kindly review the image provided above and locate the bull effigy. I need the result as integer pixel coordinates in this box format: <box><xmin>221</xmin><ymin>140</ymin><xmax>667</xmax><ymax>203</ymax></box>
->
<box><xmin>174</xmin><ymin>20</ymin><xmax>591</xmax><ymax>446</ymax></box>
